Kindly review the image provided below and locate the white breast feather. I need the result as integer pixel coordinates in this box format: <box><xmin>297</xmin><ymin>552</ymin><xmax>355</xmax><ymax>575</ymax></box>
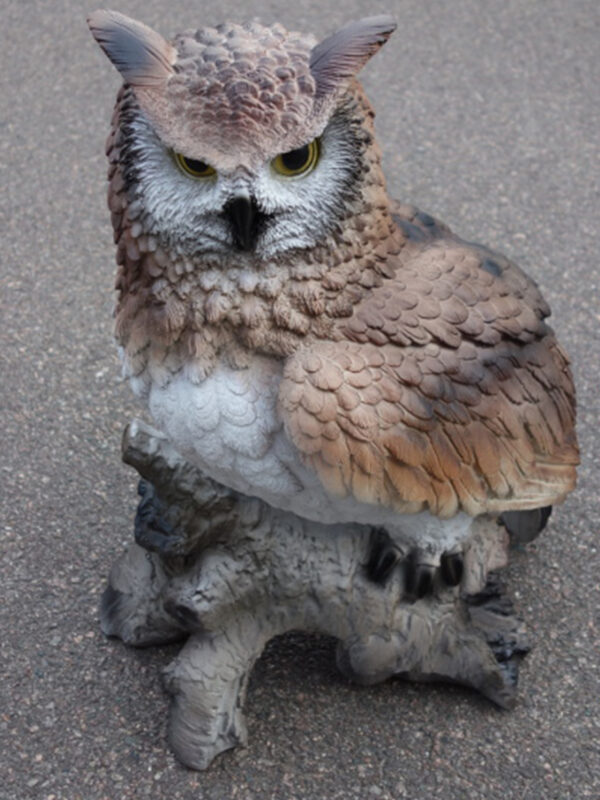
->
<box><xmin>129</xmin><ymin>353</ymin><xmax>473</xmax><ymax>550</ymax></box>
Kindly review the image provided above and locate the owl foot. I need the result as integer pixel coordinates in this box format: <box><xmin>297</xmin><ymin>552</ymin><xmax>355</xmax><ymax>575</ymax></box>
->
<box><xmin>365</xmin><ymin>527</ymin><xmax>401</xmax><ymax>583</ymax></box>
<box><xmin>404</xmin><ymin>552</ymin><xmax>436</xmax><ymax>599</ymax></box>
<box><xmin>404</xmin><ymin>549</ymin><xmax>465</xmax><ymax>601</ymax></box>
<box><xmin>440</xmin><ymin>550</ymin><xmax>464</xmax><ymax>586</ymax></box>
<box><xmin>365</xmin><ymin>528</ymin><xmax>464</xmax><ymax>599</ymax></box>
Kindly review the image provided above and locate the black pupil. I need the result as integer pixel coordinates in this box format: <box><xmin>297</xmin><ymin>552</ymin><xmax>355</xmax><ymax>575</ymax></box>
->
<box><xmin>281</xmin><ymin>145</ymin><xmax>309</xmax><ymax>171</ymax></box>
<box><xmin>184</xmin><ymin>157</ymin><xmax>209</xmax><ymax>173</ymax></box>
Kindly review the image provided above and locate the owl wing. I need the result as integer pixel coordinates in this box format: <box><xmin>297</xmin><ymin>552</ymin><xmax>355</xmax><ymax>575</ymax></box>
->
<box><xmin>278</xmin><ymin>239</ymin><xmax>578</xmax><ymax>518</ymax></box>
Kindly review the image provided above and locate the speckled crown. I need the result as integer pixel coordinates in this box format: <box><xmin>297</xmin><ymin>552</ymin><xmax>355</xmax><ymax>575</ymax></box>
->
<box><xmin>88</xmin><ymin>10</ymin><xmax>396</xmax><ymax>168</ymax></box>
<box><xmin>168</xmin><ymin>22</ymin><xmax>317</xmax><ymax>147</ymax></box>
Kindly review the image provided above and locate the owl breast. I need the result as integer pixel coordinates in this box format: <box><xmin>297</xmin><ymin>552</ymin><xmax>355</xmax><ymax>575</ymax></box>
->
<box><xmin>146</xmin><ymin>356</ymin><xmax>301</xmax><ymax>500</ymax></box>
<box><xmin>141</xmin><ymin>353</ymin><xmax>473</xmax><ymax>550</ymax></box>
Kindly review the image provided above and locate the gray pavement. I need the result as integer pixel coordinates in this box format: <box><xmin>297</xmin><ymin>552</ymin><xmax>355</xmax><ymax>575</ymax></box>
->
<box><xmin>1</xmin><ymin>0</ymin><xmax>599</xmax><ymax>797</ymax></box>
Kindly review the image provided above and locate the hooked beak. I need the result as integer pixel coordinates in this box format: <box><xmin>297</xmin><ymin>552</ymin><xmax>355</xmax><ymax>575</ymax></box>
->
<box><xmin>223</xmin><ymin>195</ymin><xmax>264</xmax><ymax>251</ymax></box>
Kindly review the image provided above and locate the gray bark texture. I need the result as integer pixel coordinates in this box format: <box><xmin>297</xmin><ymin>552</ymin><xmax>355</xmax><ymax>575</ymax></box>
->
<box><xmin>101</xmin><ymin>419</ymin><xmax>529</xmax><ymax>770</ymax></box>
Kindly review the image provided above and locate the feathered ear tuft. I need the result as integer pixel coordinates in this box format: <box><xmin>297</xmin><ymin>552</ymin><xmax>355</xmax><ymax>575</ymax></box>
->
<box><xmin>87</xmin><ymin>9</ymin><xmax>175</xmax><ymax>88</ymax></box>
<box><xmin>310</xmin><ymin>15</ymin><xmax>396</xmax><ymax>99</ymax></box>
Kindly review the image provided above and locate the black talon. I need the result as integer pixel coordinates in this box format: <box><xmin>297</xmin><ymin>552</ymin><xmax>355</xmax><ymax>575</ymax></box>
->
<box><xmin>405</xmin><ymin>552</ymin><xmax>436</xmax><ymax>600</ymax></box>
<box><xmin>440</xmin><ymin>552</ymin><xmax>464</xmax><ymax>587</ymax></box>
<box><xmin>365</xmin><ymin>527</ymin><xmax>399</xmax><ymax>585</ymax></box>
<box><xmin>413</xmin><ymin>564</ymin><xmax>435</xmax><ymax>598</ymax></box>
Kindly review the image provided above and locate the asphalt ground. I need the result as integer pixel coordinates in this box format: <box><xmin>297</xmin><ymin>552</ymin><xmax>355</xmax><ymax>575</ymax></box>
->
<box><xmin>1</xmin><ymin>0</ymin><xmax>599</xmax><ymax>798</ymax></box>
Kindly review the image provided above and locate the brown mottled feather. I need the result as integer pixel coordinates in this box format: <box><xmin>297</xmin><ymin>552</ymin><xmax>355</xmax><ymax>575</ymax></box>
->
<box><xmin>279</xmin><ymin>239</ymin><xmax>578</xmax><ymax>518</ymax></box>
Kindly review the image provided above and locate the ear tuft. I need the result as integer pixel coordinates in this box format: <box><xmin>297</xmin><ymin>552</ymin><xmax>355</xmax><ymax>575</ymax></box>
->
<box><xmin>310</xmin><ymin>15</ymin><xmax>396</xmax><ymax>99</ymax></box>
<box><xmin>87</xmin><ymin>9</ymin><xmax>175</xmax><ymax>87</ymax></box>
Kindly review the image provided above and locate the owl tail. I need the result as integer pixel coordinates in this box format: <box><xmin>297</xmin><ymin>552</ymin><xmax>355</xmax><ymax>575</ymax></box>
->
<box><xmin>500</xmin><ymin>506</ymin><xmax>553</xmax><ymax>544</ymax></box>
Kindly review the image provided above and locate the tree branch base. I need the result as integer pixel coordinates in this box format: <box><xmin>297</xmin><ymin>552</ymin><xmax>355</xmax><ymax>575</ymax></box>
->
<box><xmin>101</xmin><ymin>419</ymin><xmax>530</xmax><ymax>770</ymax></box>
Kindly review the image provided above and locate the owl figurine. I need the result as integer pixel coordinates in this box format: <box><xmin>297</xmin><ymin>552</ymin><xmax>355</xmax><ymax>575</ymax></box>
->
<box><xmin>88</xmin><ymin>10</ymin><xmax>578</xmax><ymax>597</ymax></box>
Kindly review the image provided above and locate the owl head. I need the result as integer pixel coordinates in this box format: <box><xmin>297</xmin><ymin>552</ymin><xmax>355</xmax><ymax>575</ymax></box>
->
<box><xmin>88</xmin><ymin>10</ymin><xmax>396</xmax><ymax>264</ymax></box>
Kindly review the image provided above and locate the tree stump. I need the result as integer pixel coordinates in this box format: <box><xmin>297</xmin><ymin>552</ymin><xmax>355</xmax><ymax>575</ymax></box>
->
<box><xmin>101</xmin><ymin>418</ymin><xmax>529</xmax><ymax>770</ymax></box>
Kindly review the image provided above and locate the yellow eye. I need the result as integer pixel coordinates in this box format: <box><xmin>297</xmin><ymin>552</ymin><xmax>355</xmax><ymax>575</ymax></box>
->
<box><xmin>272</xmin><ymin>139</ymin><xmax>319</xmax><ymax>177</ymax></box>
<box><xmin>174</xmin><ymin>152</ymin><xmax>216</xmax><ymax>179</ymax></box>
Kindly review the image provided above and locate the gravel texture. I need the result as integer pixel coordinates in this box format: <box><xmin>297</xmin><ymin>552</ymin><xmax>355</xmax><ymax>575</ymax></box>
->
<box><xmin>1</xmin><ymin>1</ymin><xmax>598</xmax><ymax>798</ymax></box>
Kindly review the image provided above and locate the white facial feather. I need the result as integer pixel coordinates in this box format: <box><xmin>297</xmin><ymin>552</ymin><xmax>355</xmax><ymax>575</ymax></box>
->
<box><xmin>126</xmin><ymin>110</ymin><xmax>360</xmax><ymax>260</ymax></box>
